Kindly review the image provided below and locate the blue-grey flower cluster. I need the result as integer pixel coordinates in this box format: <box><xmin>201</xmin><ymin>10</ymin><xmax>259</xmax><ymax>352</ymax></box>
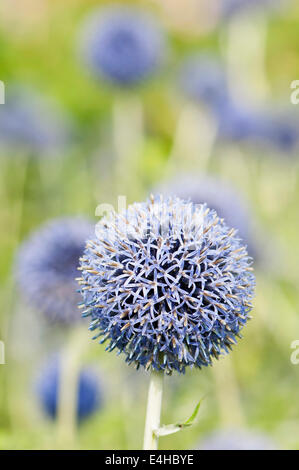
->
<box><xmin>78</xmin><ymin>196</ymin><xmax>255</xmax><ymax>374</ymax></box>
<box><xmin>217</xmin><ymin>102</ymin><xmax>299</xmax><ymax>151</ymax></box>
<box><xmin>256</xmin><ymin>111</ymin><xmax>299</xmax><ymax>152</ymax></box>
<box><xmin>155</xmin><ymin>174</ymin><xmax>257</xmax><ymax>259</ymax></box>
<box><xmin>179</xmin><ymin>55</ymin><xmax>229</xmax><ymax>109</ymax></box>
<box><xmin>0</xmin><ymin>85</ymin><xmax>70</xmax><ymax>156</ymax></box>
<box><xmin>179</xmin><ymin>55</ymin><xmax>299</xmax><ymax>152</ymax></box>
<box><xmin>200</xmin><ymin>428</ymin><xmax>275</xmax><ymax>450</ymax></box>
<box><xmin>36</xmin><ymin>357</ymin><xmax>102</xmax><ymax>421</ymax></box>
<box><xmin>221</xmin><ymin>0</ymin><xmax>279</xmax><ymax>20</ymax></box>
<box><xmin>15</xmin><ymin>217</ymin><xmax>93</xmax><ymax>324</ymax></box>
<box><xmin>80</xmin><ymin>5</ymin><xmax>166</xmax><ymax>87</ymax></box>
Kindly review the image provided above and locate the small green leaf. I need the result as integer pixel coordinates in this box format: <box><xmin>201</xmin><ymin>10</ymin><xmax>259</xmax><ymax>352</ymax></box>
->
<box><xmin>154</xmin><ymin>399</ymin><xmax>203</xmax><ymax>437</ymax></box>
<box><xmin>183</xmin><ymin>399</ymin><xmax>202</xmax><ymax>427</ymax></box>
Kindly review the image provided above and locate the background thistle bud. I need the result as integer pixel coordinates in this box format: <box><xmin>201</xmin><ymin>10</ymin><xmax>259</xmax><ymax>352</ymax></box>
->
<box><xmin>155</xmin><ymin>174</ymin><xmax>258</xmax><ymax>259</ymax></box>
<box><xmin>79</xmin><ymin>5</ymin><xmax>166</xmax><ymax>87</ymax></box>
<box><xmin>36</xmin><ymin>357</ymin><xmax>102</xmax><ymax>422</ymax></box>
<box><xmin>179</xmin><ymin>54</ymin><xmax>229</xmax><ymax>109</ymax></box>
<box><xmin>220</xmin><ymin>0</ymin><xmax>279</xmax><ymax>20</ymax></box>
<box><xmin>179</xmin><ymin>55</ymin><xmax>299</xmax><ymax>152</ymax></box>
<box><xmin>79</xmin><ymin>196</ymin><xmax>255</xmax><ymax>374</ymax></box>
<box><xmin>0</xmin><ymin>85</ymin><xmax>70</xmax><ymax>156</ymax></box>
<box><xmin>15</xmin><ymin>217</ymin><xmax>93</xmax><ymax>324</ymax></box>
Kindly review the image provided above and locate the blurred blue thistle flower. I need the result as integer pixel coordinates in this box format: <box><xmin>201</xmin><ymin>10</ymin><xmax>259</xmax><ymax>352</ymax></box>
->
<box><xmin>179</xmin><ymin>55</ymin><xmax>229</xmax><ymax>109</ymax></box>
<box><xmin>0</xmin><ymin>85</ymin><xmax>70</xmax><ymax>156</ymax></box>
<box><xmin>36</xmin><ymin>357</ymin><xmax>102</xmax><ymax>421</ymax></box>
<box><xmin>256</xmin><ymin>111</ymin><xmax>299</xmax><ymax>152</ymax></box>
<box><xmin>80</xmin><ymin>5</ymin><xmax>166</xmax><ymax>87</ymax></box>
<box><xmin>78</xmin><ymin>196</ymin><xmax>255</xmax><ymax>374</ymax></box>
<box><xmin>16</xmin><ymin>217</ymin><xmax>93</xmax><ymax>324</ymax></box>
<box><xmin>179</xmin><ymin>56</ymin><xmax>299</xmax><ymax>152</ymax></box>
<box><xmin>155</xmin><ymin>175</ymin><xmax>257</xmax><ymax>258</ymax></box>
<box><xmin>221</xmin><ymin>0</ymin><xmax>279</xmax><ymax>19</ymax></box>
<box><xmin>200</xmin><ymin>428</ymin><xmax>275</xmax><ymax>450</ymax></box>
<box><xmin>217</xmin><ymin>101</ymin><xmax>299</xmax><ymax>151</ymax></box>
<box><xmin>217</xmin><ymin>101</ymin><xmax>264</xmax><ymax>141</ymax></box>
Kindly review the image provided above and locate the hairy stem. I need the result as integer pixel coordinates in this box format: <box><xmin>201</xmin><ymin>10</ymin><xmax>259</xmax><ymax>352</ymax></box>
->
<box><xmin>143</xmin><ymin>370</ymin><xmax>164</xmax><ymax>450</ymax></box>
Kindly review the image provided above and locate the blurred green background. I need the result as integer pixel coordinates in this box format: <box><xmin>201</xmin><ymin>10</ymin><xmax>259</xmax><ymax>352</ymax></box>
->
<box><xmin>1</xmin><ymin>0</ymin><xmax>299</xmax><ymax>450</ymax></box>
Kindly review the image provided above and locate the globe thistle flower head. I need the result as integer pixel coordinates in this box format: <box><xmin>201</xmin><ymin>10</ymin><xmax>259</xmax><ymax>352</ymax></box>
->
<box><xmin>36</xmin><ymin>357</ymin><xmax>102</xmax><ymax>421</ymax></box>
<box><xmin>0</xmin><ymin>85</ymin><xmax>70</xmax><ymax>156</ymax></box>
<box><xmin>80</xmin><ymin>6</ymin><xmax>166</xmax><ymax>87</ymax></box>
<box><xmin>155</xmin><ymin>175</ymin><xmax>257</xmax><ymax>259</ymax></box>
<box><xmin>200</xmin><ymin>428</ymin><xmax>275</xmax><ymax>450</ymax></box>
<box><xmin>78</xmin><ymin>196</ymin><xmax>255</xmax><ymax>374</ymax></box>
<box><xmin>15</xmin><ymin>217</ymin><xmax>93</xmax><ymax>324</ymax></box>
<box><xmin>179</xmin><ymin>55</ymin><xmax>229</xmax><ymax>110</ymax></box>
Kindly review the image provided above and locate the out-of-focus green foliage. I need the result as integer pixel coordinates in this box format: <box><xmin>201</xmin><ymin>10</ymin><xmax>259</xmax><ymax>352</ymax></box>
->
<box><xmin>1</xmin><ymin>0</ymin><xmax>299</xmax><ymax>450</ymax></box>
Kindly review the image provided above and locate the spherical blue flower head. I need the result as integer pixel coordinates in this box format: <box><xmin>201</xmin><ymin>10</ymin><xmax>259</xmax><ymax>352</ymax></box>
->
<box><xmin>15</xmin><ymin>217</ymin><xmax>93</xmax><ymax>324</ymax></box>
<box><xmin>80</xmin><ymin>6</ymin><xmax>166</xmax><ymax>87</ymax></box>
<box><xmin>36</xmin><ymin>357</ymin><xmax>102</xmax><ymax>421</ymax></box>
<box><xmin>179</xmin><ymin>55</ymin><xmax>230</xmax><ymax>110</ymax></box>
<box><xmin>200</xmin><ymin>428</ymin><xmax>275</xmax><ymax>450</ymax></box>
<box><xmin>78</xmin><ymin>196</ymin><xmax>255</xmax><ymax>374</ymax></box>
<box><xmin>0</xmin><ymin>85</ymin><xmax>70</xmax><ymax>156</ymax></box>
<box><xmin>155</xmin><ymin>175</ymin><xmax>257</xmax><ymax>259</ymax></box>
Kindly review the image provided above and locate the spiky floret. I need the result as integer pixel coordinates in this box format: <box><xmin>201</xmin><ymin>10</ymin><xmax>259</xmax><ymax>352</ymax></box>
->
<box><xmin>36</xmin><ymin>357</ymin><xmax>102</xmax><ymax>421</ymax></box>
<box><xmin>15</xmin><ymin>217</ymin><xmax>93</xmax><ymax>324</ymax></box>
<box><xmin>80</xmin><ymin>5</ymin><xmax>166</xmax><ymax>87</ymax></box>
<box><xmin>78</xmin><ymin>196</ymin><xmax>255</xmax><ymax>374</ymax></box>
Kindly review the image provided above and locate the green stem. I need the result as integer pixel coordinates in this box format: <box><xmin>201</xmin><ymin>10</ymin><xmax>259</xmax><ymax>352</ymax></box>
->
<box><xmin>213</xmin><ymin>356</ymin><xmax>245</xmax><ymax>428</ymax></box>
<box><xmin>224</xmin><ymin>12</ymin><xmax>270</xmax><ymax>104</ymax></box>
<box><xmin>143</xmin><ymin>370</ymin><xmax>164</xmax><ymax>450</ymax></box>
<box><xmin>56</xmin><ymin>327</ymin><xmax>86</xmax><ymax>448</ymax></box>
<box><xmin>112</xmin><ymin>94</ymin><xmax>144</xmax><ymax>200</ymax></box>
<box><xmin>3</xmin><ymin>154</ymin><xmax>29</xmax><ymax>430</ymax></box>
<box><xmin>167</xmin><ymin>103</ymin><xmax>217</xmax><ymax>176</ymax></box>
